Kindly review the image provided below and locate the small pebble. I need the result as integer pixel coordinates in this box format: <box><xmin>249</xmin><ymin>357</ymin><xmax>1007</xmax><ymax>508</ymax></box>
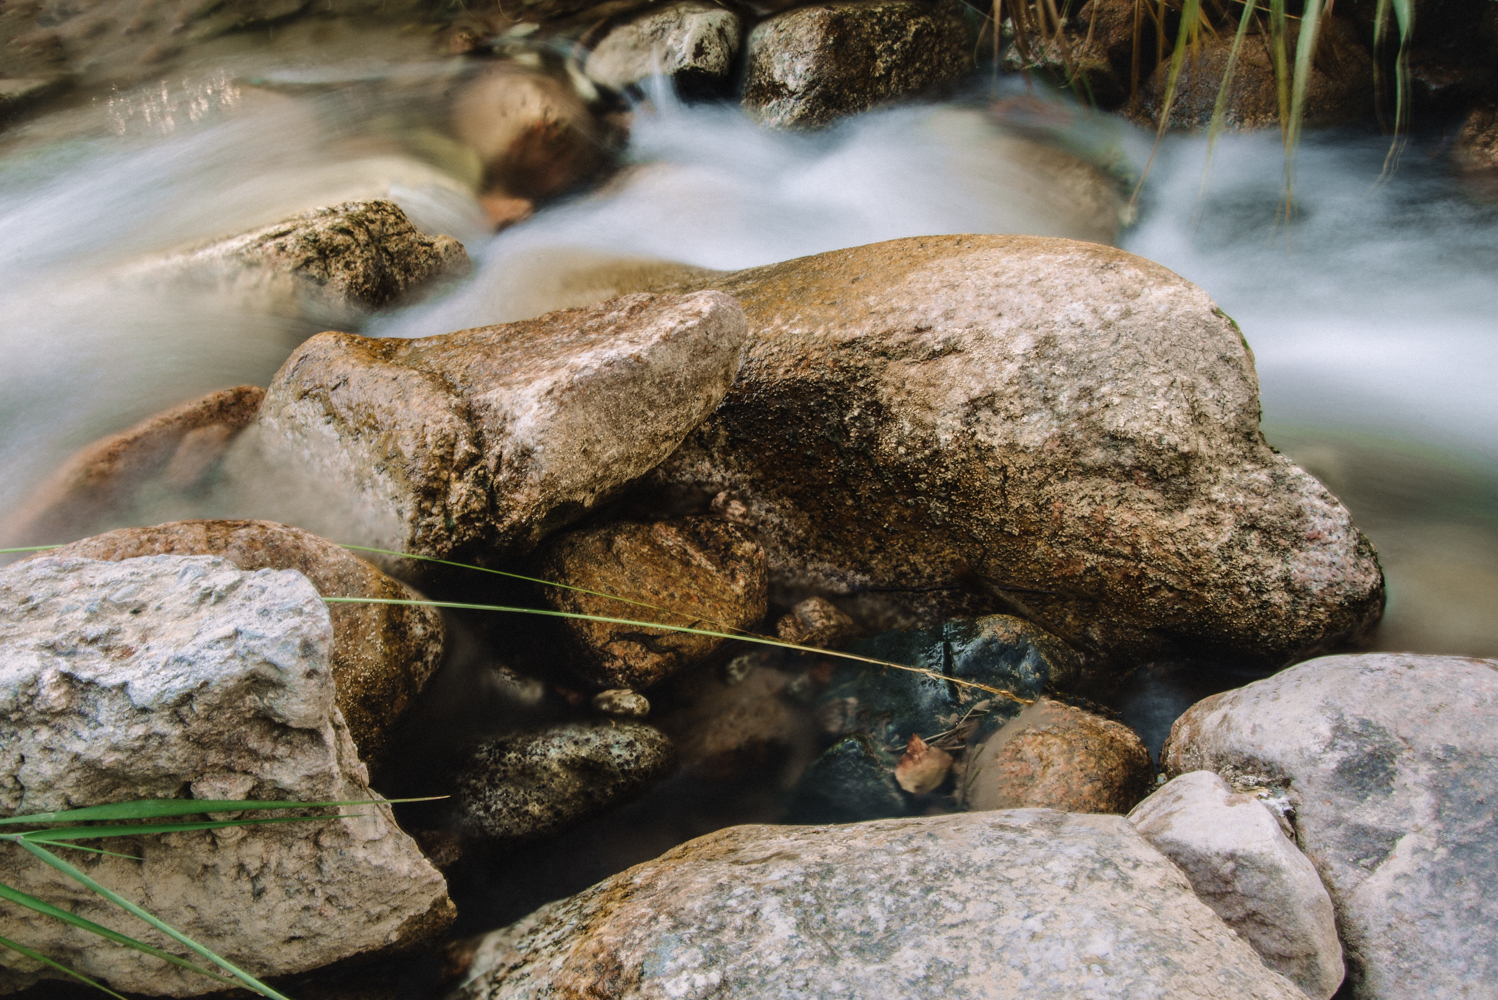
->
<box><xmin>592</xmin><ymin>688</ymin><xmax>651</xmax><ymax>718</ymax></box>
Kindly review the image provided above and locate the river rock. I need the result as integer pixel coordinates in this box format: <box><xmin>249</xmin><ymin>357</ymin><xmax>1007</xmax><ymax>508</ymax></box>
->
<box><xmin>1161</xmin><ymin>653</ymin><xmax>1498</xmax><ymax>1000</ymax></box>
<box><xmin>1127</xmin><ymin>17</ymin><xmax>1374</xmax><ymax>131</ymax></box>
<box><xmin>1129</xmin><ymin>770</ymin><xmax>1344</xmax><ymax>1000</ymax></box>
<box><xmin>0</xmin><ymin>554</ymin><xmax>453</xmax><ymax>997</ymax></box>
<box><xmin>775</xmin><ymin>594</ymin><xmax>857</xmax><ymax>647</ymax></box>
<box><xmin>536</xmin><ymin>517</ymin><xmax>768</xmax><ymax>690</ymax></box>
<box><xmin>452</xmin><ymin>722</ymin><xmax>677</xmax><ymax>844</ymax></box>
<box><xmin>585</xmin><ymin>2</ymin><xmax>743</xmax><ymax>94</ymax></box>
<box><xmin>636</xmin><ymin>235</ymin><xmax>1385</xmax><ymax>678</ymax></box>
<box><xmin>785</xmin><ymin>732</ymin><xmax>906</xmax><ymax>823</ymax></box>
<box><xmin>1</xmin><ymin>384</ymin><xmax>264</xmax><ymax>548</ymax></box>
<box><xmin>1455</xmin><ymin>101</ymin><xmax>1498</xmax><ymax>191</ymax></box>
<box><xmin>237</xmin><ymin>292</ymin><xmax>748</xmax><ymax>575</ymax></box>
<box><xmin>31</xmin><ymin>520</ymin><xmax>445</xmax><ymax>766</ymax></box>
<box><xmin>654</xmin><ymin>657</ymin><xmax>813</xmax><ymax>783</ymax></box>
<box><xmin>959</xmin><ymin>698</ymin><xmax>1151</xmax><ymax>814</ymax></box>
<box><xmin>452</xmin><ymin>809</ymin><xmax>1308</xmax><ymax>999</ymax></box>
<box><xmin>741</xmin><ymin>0</ymin><xmax>973</xmax><ymax>128</ymax></box>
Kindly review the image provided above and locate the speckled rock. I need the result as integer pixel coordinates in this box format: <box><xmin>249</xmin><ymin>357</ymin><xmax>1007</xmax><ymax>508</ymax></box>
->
<box><xmin>741</xmin><ymin>0</ymin><xmax>973</xmax><ymax>128</ymax></box>
<box><xmin>536</xmin><ymin>517</ymin><xmax>768</xmax><ymax>690</ymax></box>
<box><xmin>31</xmin><ymin>520</ymin><xmax>445</xmax><ymax>765</ymax></box>
<box><xmin>959</xmin><ymin>698</ymin><xmax>1151</xmax><ymax>814</ymax></box>
<box><xmin>585</xmin><ymin>2</ymin><xmax>743</xmax><ymax>92</ymax></box>
<box><xmin>1455</xmin><ymin>102</ymin><xmax>1498</xmax><ymax>199</ymax></box>
<box><xmin>452</xmin><ymin>722</ymin><xmax>677</xmax><ymax>844</ymax></box>
<box><xmin>638</xmin><ymin>236</ymin><xmax>1385</xmax><ymax>677</ymax></box>
<box><xmin>0</xmin><ymin>554</ymin><xmax>452</xmax><ymax>997</ymax></box>
<box><xmin>236</xmin><ymin>292</ymin><xmax>747</xmax><ymax>575</ymax></box>
<box><xmin>1</xmin><ymin>385</ymin><xmax>264</xmax><ymax>548</ymax></box>
<box><xmin>452</xmin><ymin>809</ymin><xmax>1307</xmax><ymax>1000</ymax></box>
<box><xmin>1162</xmin><ymin>653</ymin><xmax>1498</xmax><ymax>1000</ymax></box>
<box><xmin>775</xmin><ymin>595</ymin><xmax>857</xmax><ymax>647</ymax></box>
<box><xmin>1129</xmin><ymin>770</ymin><xmax>1344</xmax><ymax>999</ymax></box>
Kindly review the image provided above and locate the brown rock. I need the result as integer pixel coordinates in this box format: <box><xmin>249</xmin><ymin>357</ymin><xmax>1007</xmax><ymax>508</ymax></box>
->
<box><xmin>584</xmin><ymin>1</ymin><xmax>743</xmax><ymax>93</ymax></box>
<box><xmin>33</xmin><ymin>520</ymin><xmax>445</xmax><ymax>765</ymax></box>
<box><xmin>634</xmin><ymin>235</ymin><xmax>1384</xmax><ymax>678</ymax></box>
<box><xmin>654</xmin><ymin>658</ymin><xmax>814</xmax><ymax>783</ymax></box>
<box><xmin>1</xmin><ymin>385</ymin><xmax>264</xmax><ymax>548</ymax></box>
<box><xmin>1127</xmin><ymin>17</ymin><xmax>1374</xmax><ymax>131</ymax></box>
<box><xmin>959</xmin><ymin>697</ymin><xmax>1151</xmax><ymax>813</ymax></box>
<box><xmin>775</xmin><ymin>594</ymin><xmax>857</xmax><ymax>647</ymax></box>
<box><xmin>235</xmin><ymin>292</ymin><xmax>748</xmax><ymax>575</ymax></box>
<box><xmin>1455</xmin><ymin>102</ymin><xmax>1498</xmax><ymax>200</ymax></box>
<box><xmin>536</xmin><ymin>517</ymin><xmax>769</xmax><ymax>690</ymax></box>
<box><xmin>741</xmin><ymin>0</ymin><xmax>974</xmax><ymax>128</ymax></box>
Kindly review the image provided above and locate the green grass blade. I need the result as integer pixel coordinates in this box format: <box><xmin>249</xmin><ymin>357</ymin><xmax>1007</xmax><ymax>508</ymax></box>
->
<box><xmin>12</xmin><ymin>814</ymin><xmax>347</xmax><ymax>842</ymax></box>
<box><xmin>0</xmin><ymin>797</ymin><xmax>438</xmax><ymax>827</ymax></box>
<box><xmin>1286</xmin><ymin>0</ymin><xmax>1324</xmax><ymax>159</ymax></box>
<box><xmin>15</xmin><ymin>841</ymin><xmax>293</xmax><ymax>1000</ymax></box>
<box><xmin>0</xmin><ymin>932</ymin><xmax>129</xmax><ymax>999</ymax></box>
<box><xmin>324</xmin><ymin>596</ymin><xmax>1034</xmax><ymax>706</ymax></box>
<box><xmin>1205</xmin><ymin>0</ymin><xmax>1257</xmax><ymax>171</ymax></box>
<box><xmin>0</xmin><ymin>882</ymin><xmax>233</xmax><ymax>984</ymax></box>
<box><xmin>20</xmin><ymin>842</ymin><xmax>145</xmax><ymax>861</ymax></box>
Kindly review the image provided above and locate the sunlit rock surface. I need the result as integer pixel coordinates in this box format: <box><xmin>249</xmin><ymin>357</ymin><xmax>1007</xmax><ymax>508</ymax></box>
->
<box><xmin>585</xmin><ymin>1</ymin><xmax>743</xmax><ymax>93</ymax></box>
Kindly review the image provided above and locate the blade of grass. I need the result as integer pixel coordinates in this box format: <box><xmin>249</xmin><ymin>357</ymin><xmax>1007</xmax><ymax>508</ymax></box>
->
<box><xmin>1131</xmin><ymin>0</ymin><xmax>1203</xmax><ymax>204</ymax></box>
<box><xmin>16</xmin><ymin>840</ymin><xmax>293</xmax><ymax>1000</ymax></box>
<box><xmin>0</xmin><ymin>797</ymin><xmax>441</xmax><ymax>827</ymax></box>
<box><xmin>10</xmin><ymin>814</ymin><xmax>347</xmax><ymax>842</ymax></box>
<box><xmin>0</xmin><ymin>933</ymin><xmax>129</xmax><ymax>999</ymax></box>
<box><xmin>324</xmin><ymin>596</ymin><xmax>1036</xmax><ymax>707</ymax></box>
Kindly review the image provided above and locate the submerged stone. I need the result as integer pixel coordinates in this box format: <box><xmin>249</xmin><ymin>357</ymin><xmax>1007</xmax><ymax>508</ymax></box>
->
<box><xmin>785</xmin><ymin>733</ymin><xmax>906</xmax><ymax>824</ymax></box>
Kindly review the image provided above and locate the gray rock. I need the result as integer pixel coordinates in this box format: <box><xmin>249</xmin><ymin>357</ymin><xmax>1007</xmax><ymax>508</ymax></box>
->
<box><xmin>452</xmin><ymin>722</ymin><xmax>677</xmax><ymax>844</ymax></box>
<box><xmin>451</xmin><ymin>809</ymin><xmax>1307</xmax><ymax>999</ymax></box>
<box><xmin>785</xmin><ymin>732</ymin><xmax>906</xmax><ymax>823</ymax></box>
<box><xmin>234</xmin><ymin>292</ymin><xmax>748</xmax><ymax>574</ymax></box>
<box><xmin>741</xmin><ymin>0</ymin><xmax>973</xmax><ymax>128</ymax></box>
<box><xmin>31</xmin><ymin>520</ymin><xmax>446</xmax><ymax>766</ymax></box>
<box><xmin>1129</xmin><ymin>770</ymin><xmax>1344</xmax><ymax>999</ymax></box>
<box><xmin>637</xmin><ymin>235</ymin><xmax>1384</xmax><ymax>679</ymax></box>
<box><xmin>1162</xmin><ymin>653</ymin><xmax>1498</xmax><ymax>1000</ymax></box>
<box><xmin>585</xmin><ymin>2</ymin><xmax>743</xmax><ymax>92</ymax></box>
<box><xmin>0</xmin><ymin>554</ymin><xmax>453</xmax><ymax>997</ymax></box>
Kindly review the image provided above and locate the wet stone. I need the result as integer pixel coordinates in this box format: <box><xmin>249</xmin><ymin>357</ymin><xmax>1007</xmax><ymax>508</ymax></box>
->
<box><xmin>785</xmin><ymin>733</ymin><xmax>906</xmax><ymax>824</ymax></box>
<box><xmin>591</xmin><ymin>688</ymin><xmax>651</xmax><ymax>718</ymax></box>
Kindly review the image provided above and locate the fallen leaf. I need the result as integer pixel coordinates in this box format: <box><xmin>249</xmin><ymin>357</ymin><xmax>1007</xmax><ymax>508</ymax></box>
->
<box><xmin>896</xmin><ymin>733</ymin><xmax>954</xmax><ymax>795</ymax></box>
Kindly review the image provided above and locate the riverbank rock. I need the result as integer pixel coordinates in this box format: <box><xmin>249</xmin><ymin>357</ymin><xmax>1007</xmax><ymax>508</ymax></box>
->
<box><xmin>741</xmin><ymin>0</ymin><xmax>973</xmax><ymax>128</ymax></box>
<box><xmin>585</xmin><ymin>2</ymin><xmax>743</xmax><ymax>94</ymax></box>
<box><xmin>536</xmin><ymin>517</ymin><xmax>768</xmax><ymax>690</ymax></box>
<box><xmin>775</xmin><ymin>594</ymin><xmax>857</xmax><ymax>646</ymax></box>
<box><xmin>0</xmin><ymin>385</ymin><xmax>264</xmax><ymax>549</ymax></box>
<box><xmin>235</xmin><ymin>292</ymin><xmax>747</xmax><ymax>575</ymax></box>
<box><xmin>0</xmin><ymin>554</ymin><xmax>453</xmax><ymax>997</ymax></box>
<box><xmin>451</xmin><ymin>809</ymin><xmax>1307</xmax><ymax>999</ymax></box>
<box><xmin>959</xmin><ymin>698</ymin><xmax>1151</xmax><ymax>814</ymax></box>
<box><xmin>1128</xmin><ymin>17</ymin><xmax>1374</xmax><ymax>131</ymax></box>
<box><xmin>636</xmin><ymin>235</ymin><xmax>1385</xmax><ymax>679</ymax></box>
<box><xmin>452</xmin><ymin>722</ymin><xmax>676</xmax><ymax>844</ymax></box>
<box><xmin>785</xmin><ymin>732</ymin><xmax>906</xmax><ymax>822</ymax></box>
<box><xmin>1455</xmin><ymin>102</ymin><xmax>1498</xmax><ymax>196</ymax></box>
<box><xmin>1162</xmin><ymin>653</ymin><xmax>1498</xmax><ymax>1000</ymax></box>
<box><xmin>31</xmin><ymin>520</ymin><xmax>445</xmax><ymax>766</ymax></box>
<box><xmin>1129</xmin><ymin>770</ymin><xmax>1344</xmax><ymax>999</ymax></box>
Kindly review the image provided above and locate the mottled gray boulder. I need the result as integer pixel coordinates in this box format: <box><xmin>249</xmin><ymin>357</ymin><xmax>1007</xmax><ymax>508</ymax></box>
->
<box><xmin>452</xmin><ymin>809</ymin><xmax>1306</xmax><ymax>999</ymax></box>
<box><xmin>741</xmin><ymin>0</ymin><xmax>973</xmax><ymax>128</ymax></box>
<box><xmin>1129</xmin><ymin>770</ymin><xmax>1344</xmax><ymax>999</ymax></box>
<box><xmin>452</xmin><ymin>722</ymin><xmax>676</xmax><ymax>844</ymax></box>
<box><xmin>1162</xmin><ymin>653</ymin><xmax>1498</xmax><ymax>1000</ymax></box>
<box><xmin>0</xmin><ymin>555</ymin><xmax>452</xmax><ymax>997</ymax></box>
<box><xmin>585</xmin><ymin>2</ymin><xmax>743</xmax><ymax>92</ymax></box>
<box><xmin>33</xmin><ymin>520</ymin><xmax>445</xmax><ymax>766</ymax></box>
<box><xmin>638</xmin><ymin>236</ymin><xmax>1384</xmax><ymax>678</ymax></box>
<box><xmin>235</xmin><ymin>292</ymin><xmax>747</xmax><ymax>573</ymax></box>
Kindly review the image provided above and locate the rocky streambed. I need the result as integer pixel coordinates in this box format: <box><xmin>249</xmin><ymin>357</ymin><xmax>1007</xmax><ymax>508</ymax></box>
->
<box><xmin>2</xmin><ymin>1</ymin><xmax>1498</xmax><ymax>998</ymax></box>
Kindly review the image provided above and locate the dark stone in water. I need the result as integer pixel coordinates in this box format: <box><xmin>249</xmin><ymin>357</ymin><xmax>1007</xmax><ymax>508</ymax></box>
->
<box><xmin>785</xmin><ymin>734</ymin><xmax>905</xmax><ymax>824</ymax></box>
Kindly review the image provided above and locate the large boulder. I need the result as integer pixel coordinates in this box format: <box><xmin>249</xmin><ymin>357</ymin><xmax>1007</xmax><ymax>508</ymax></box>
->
<box><xmin>1161</xmin><ymin>653</ymin><xmax>1498</xmax><ymax>1000</ymax></box>
<box><xmin>741</xmin><ymin>0</ymin><xmax>973</xmax><ymax>128</ymax></box>
<box><xmin>0</xmin><ymin>554</ymin><xmax>453</xmax><ymax>997</ymax></box>
<box><xmin>635</xmin><ymin>236</ymin><xmax>1384</xmax><ymax>678</ymax></box>
<box><xmin>30</xmin><ymin>520</ymin><xmax>445</xmax><ymax>766</ymax></box>
<box><xmin>585</xmin><ymin>1</ymin><xmax>743</xmax><ymax>94</ymax></box>
<box><xmin>451</xmin><ymin>809</ymin><xmax>1307</xmax><ymax>999</ymax></box>
<box><xmin>232</xmin><ymin>291</ymin><xmax>748</xmax><ymax>574</ymax></box>
<box><xmin>1129</xmin><ymin>770</ymin><xmax>1344</xmax><ymax>999</ymax></box>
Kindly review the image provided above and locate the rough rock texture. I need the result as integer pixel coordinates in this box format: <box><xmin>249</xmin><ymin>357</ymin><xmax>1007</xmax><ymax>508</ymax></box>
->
<box><xmin>1455</xmin><ymin>102</ymin><xmax>1498</xmax><ymax>171</ymax></box>
<box><xmin>638</xmin><ymin>236</ymin><xmax>1384</xmax><ymax>677</ymax></box>
<box><xmin>0</xmin><ymin>555</ymin><xmax>452</xmax><ymax>997</ymax></box>
<box><xmin>960</xmin><ymin>698</ymin><xmax>1151</xmax><ymax>814</ymax></box>
<box><xmin>775</xmin><ymin>594</ymin><xmax>857</xmax><ymax>647</ymax></box>
<box><xmin>0</xmin><ymin>385</ymin><xmax>264</xmax><ymax>548</ymax></box>
<box><xmin>453</xmin><ymin>809</ymin><xmax>1308</xmax><ymax>999</ymax></box>
<box><xmin>1129</xmin><ymin>770</ymin><xmax>1344</xmax><ymax>1000</ymax></box>
<box><xmin>452</xmin><ymin>722</ymin><xmax>677</xmax><ymax>844</ymax></box>
<box><xmin>32</xmin><ymin>520</ymin><xmax>445</xmax><ymax>765</ymax></box>
<box><xmin>586</xmin><ymin>2</ymin><xmax>743</xmax><ymax>92</ymax></box>
<box><xmin>171</xmin><ymin>200</ymin><xmax>470</xmax><ymax>312</ymax></box>
<box><xmin>741</xmin><ymin>0</ymin><xmax>973</xmax><ymax>128</ymax></box>
<box><xmin>1162</xmin><ymin>653</ymin><xmax>1498</xmax><ymax>1000</ymax></box>
<box><xmin>1128</xmin><ymin>18</ymin><xmax>1374</xmax><ymax>131</ymax></box>
<box><xmin>536</xmin><ymin>517</ymin><xmax>769</xmax><ymax>690</ymax></box>
<box><xmin>240</xmin><ymin>292</ymin><xmax>748</xmax><ymax>573</ymax></box>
